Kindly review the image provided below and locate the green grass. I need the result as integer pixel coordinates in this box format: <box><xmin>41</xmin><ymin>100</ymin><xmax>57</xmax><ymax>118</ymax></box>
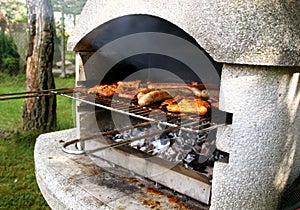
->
<box><xmin>0</xmin><ymin>73</ymin><xmax>76</xmax><ymax>131</ymax></box>
<box><xmin>0</xmin><ymin>132</ymin><xmax>50</xmax><ymax>209</ymax></box>
<box><xmin>54</xmin><ymin>74</ymin><xmax>76</xmax><ymax>130</ymax></box>
<box><xmin>0</xmin><ymin>72</ymin><xmax>75</xmax><ymax>209</ymax></box>
<box><xmin>0</xmin><ymin>73</ymin><xmax>26</xmax><ymax>131</ymax></box>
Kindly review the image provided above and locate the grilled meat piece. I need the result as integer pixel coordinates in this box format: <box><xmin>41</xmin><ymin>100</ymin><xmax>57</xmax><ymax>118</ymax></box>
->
<box><xmin>116</xmin><ymin>80</ymin><xmax>141</xmax><ymax>91</ymax></box>
<box><xmin>160</xmin><ymin>98</ymin><xmax>177</xmax><ymax>107</ymax></box>
<box><xmin>160</xmin><ymin>96</ymin><xmax>184</xmax><ymax>107</ymax></box>
<box><xmin>166</xmin><ymin>98</ymin><xmax>210</xmax><ymax>115</ymax></box>
<box><xmin>117</xmin><ymin>90</ymin><xmax>139</xmax><ymax>99</ymax></box>
<box><xmin>88</xmin><ymin>80</ymin><xmax>141</xmax><ymax>98</ymax></box>
<box><xmin>138</xmin><ymin>90</ymin><xmax>172</xmax><ymax>106</ymax></box>
<box><xmin>87</xmin><ymin>81</ymin><xmax>211</xmax><ymax>108</ymax></box>
<box><xmin>136</xmin><ymin>88</ymin><xmax>157</xmax><ymax>100</ymax></box>
<box><xmin>147</xmin><ymin>83</ymin><xmax>209</xmax><ymax>100</ymax></box>
<box><xmin>87</xmin><ymin>84</ymin><xmax>117</xmax><ymax>97</ymax></box>
<box><xmin>115</xmin><ymin>80</ymin><xmax>142</xmax><ymax>99</ymax></box>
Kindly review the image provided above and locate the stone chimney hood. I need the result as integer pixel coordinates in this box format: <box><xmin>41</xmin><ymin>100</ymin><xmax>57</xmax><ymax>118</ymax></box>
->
<box><xmin>68</xmin><ymin>0</ymin><xmax>300</xmax><ymax>66</ymax></box>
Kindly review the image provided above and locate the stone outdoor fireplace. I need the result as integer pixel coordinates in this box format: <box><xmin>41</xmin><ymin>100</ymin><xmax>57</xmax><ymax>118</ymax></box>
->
<box><xmin>35</xmin><ymin>0</ymin><xmax>300</xmax><ymax>209</ymax></box>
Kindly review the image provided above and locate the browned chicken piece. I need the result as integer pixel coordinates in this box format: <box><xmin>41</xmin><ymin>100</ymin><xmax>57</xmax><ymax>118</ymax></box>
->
<box><xmin>166</xmin><ymin>98</ymin><xmax>210</xmax><ymax>115</ymax></box>
<box><xmin>160</xmin><ymin>96</ymin><xmax>184</xmax><ymax>107</ymax></box>
<box><xmin>87</xmin><ymin>84</ymin><xmax>117</xmax><ymax>97</ymax></box>
<box><xmin>160</xmin><ymin>98</ymin><xmax>177</xmax><ymax>107</ymax></box>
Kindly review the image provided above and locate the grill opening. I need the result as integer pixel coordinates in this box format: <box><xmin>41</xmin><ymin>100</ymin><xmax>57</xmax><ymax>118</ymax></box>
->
<box><xmin>76</xmin><ymin>14</ymin><xmax>222</xmax><ymax>85</ymax></box>
<box><xmin>73</xmin><ymin>14</ymin><xmax>229</xmax><ymax>205</ymax></box>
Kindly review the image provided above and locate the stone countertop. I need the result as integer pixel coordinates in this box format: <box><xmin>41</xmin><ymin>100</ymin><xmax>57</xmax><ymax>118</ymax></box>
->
<box><xmin>34</xmin><ymin>129</ymin><xmax>209</xmax><ymax>210</ymax></box>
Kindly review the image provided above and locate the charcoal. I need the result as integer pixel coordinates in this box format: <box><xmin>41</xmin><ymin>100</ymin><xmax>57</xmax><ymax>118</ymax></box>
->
<box><xmin>150</xmin><ymin>139</ymin><xmax>170</xmax><ymax>155</ymax></box>
<box><xmin>130</xmin><ymin>128</ymin><xmax>140</xmax><ymax>136</ymax></box>
<box><xmin>102</xmin><ymin>120</ymin><xmax>220</xmax><ymax>176</ymax></box>
<box><xmin>130</xmin><ymin>138</ymin><xmax>145</xmax><ymax>148</ymax></box>
<box><xmin>160</xmin><ymin>138</ymin><xmax>170</xmax><ymax>145</ymax></box>
<box><xmin>184</xmin><ymin>153</ymin><xmax>197</xmax><ymax>164</ymax></box>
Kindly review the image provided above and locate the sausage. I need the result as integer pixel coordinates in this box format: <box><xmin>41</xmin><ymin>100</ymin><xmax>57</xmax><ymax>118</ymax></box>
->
<box><xmin>138</xmin><ymin>90</ymin><xmax>172</xmax><ymax>106</ymax></box>
<box><xmin>189</xmin><ymin>87</ymin><xmax>209</xmax><ymax>100</ymax></box>
<box><xmin>136</xmin><ymin>88</ymin><xmax>157</xmax><ymax>100</ymax></box>
<box><xmin>147</xmin><ymin>83</ymin><xmax>209</xmax><ymax>100</ymax></box>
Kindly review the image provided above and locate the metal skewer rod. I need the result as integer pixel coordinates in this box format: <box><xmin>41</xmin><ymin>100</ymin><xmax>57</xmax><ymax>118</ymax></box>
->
<box><xmin>61</xmin><ymin>121</ymin><xmax>154</xmax><ymax>154</ymax></box>
<box><xmin>85</xmin><ymin>125</ymin><xmax>180</xmax><ymax>154</ymax></box>
<box><xmin>0</xmin><ymin>87</ymin><xmax>75</xmax><ymax>97</ymax></box>
<box><xmin>0</xmin><ymin>87</ymin><xmax>75</xmax><ymax>101</ymax></box>
<box><xmin>0</xmin><ymin>91</ymin><xmax>74</xmax><ymax>101</ymax></box>
<box><xmin>80</xmin><ymin>121</ymin><xmax>154</xmax><ymax>142</ymax></box>
<box><xmin>84</xmin><ymin>122</ymin><xmax>226</xmax><ymax>154</ymax></box>
<box><xmin>79</xmin><ymin>119</ymin><xmax>205</xmax><ymax>144</ymax></box>
<box><xmin>0</xmin><ymin>93</ymin><xmax>55</xmax><ymax>101</ymax></box>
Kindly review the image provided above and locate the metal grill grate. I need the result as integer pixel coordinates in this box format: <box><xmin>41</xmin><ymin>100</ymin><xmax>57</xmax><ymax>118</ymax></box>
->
<box><xmin>63</xmin><ymin>90</ymin><xmax>220</xmax><ymax>133</ymax></box>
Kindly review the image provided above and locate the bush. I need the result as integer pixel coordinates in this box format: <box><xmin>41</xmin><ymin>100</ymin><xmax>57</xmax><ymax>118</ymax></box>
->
<box><xmin>0</xmin><ymin>32</ymin><xmax>20</xmax><ymax>75</ymax></box>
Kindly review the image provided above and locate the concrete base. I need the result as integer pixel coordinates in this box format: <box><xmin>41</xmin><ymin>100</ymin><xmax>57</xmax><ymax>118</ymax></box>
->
<box><xmin>34</xmin><ymin>129</ymin><xmax>209</xmax><ymax>210</ymax></box>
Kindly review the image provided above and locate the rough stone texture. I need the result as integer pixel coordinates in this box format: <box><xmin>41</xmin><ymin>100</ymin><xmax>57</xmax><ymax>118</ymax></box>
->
<box><xmin>68</xmin><ymin>0</ymin><xmax>300</xmax><ymax>66</ymax></box>
<box><xmin>35</xmin><ymin>129</ymin><xmax>209</xmax><ymax>210</ymax></box>
<box><xmin>211</xmin><ymin>65</ymin><xmax>300</xmax><ymax>209</ymax></box>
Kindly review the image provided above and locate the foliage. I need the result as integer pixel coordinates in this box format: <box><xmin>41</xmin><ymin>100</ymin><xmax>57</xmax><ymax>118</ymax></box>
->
<box><xmin>0</xmin><ymin>32</ymin><xmax>20</xmax><ymax>75</ymax></box>
<box><xmin>0</xmin><ymin>0</ymin><xmax>27</xmax><ymax>23</ymax></box>
<box><xmin>13</xmin><ymin>6</ymin><xmax>27</xmax><ymax>23</ymax></box>
<box><xmin>51</xmin><ymin>0</ymin><xmax>87</xmax><ymax>65</ymax></box>
<box><xmin>52</xmin><ymin>0</ymin><xmax>87</xmax><ymax>15</ymax></box>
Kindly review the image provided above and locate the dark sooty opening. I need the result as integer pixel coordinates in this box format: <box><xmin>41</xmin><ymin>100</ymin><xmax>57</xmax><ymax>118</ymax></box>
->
<box><xmin>101</xmin><ymin>54</ymin><xmax>203</xmax><ymax>84</ymax></box>
<box><xmin>77</xmin><ymin>14</ymin><xmax>222</xmax><ymax>85</ymax></box>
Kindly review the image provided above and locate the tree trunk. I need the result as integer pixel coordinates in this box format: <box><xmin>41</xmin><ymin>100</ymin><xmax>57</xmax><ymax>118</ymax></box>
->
<box><xmin>23</xmin><ymin>0</ymin><xmax>56</xmax><ymax>131</ymax></box>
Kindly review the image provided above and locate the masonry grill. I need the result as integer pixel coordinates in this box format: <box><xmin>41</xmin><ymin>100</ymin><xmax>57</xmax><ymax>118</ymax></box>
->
<box><xmin>66</xmin><ymin>14</ymin><xmax>232</xmax><ymax>205</ymax></box>
<box><xmin>67</xmin><ymin>1</ymin><xmax>300</xmax><ymax>209</ymax></box>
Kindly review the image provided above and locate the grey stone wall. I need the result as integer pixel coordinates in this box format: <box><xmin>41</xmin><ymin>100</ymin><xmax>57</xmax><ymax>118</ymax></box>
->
<box><xmin>212</xmin><ymin>65</ymin><xmax>300</xmax><ymax>209</ymax></box>
<box><xmin>68</xmin><ymin>0</ymin><xmax>300</xmax><ymax>66</ymax></box>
